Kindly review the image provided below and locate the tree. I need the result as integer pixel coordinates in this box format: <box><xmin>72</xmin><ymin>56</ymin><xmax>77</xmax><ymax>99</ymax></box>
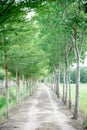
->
<box><xmin>65</xmin><ymin>1</ymin><xmax>87</xmax><ymax>119</ymax></box>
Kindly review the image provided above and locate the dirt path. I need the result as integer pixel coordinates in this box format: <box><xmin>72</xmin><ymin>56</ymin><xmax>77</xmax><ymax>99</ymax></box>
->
<box><xmin>0</xmin><ymin>84</ymin><xmax>82</xmax><ymax>130</ymax></box>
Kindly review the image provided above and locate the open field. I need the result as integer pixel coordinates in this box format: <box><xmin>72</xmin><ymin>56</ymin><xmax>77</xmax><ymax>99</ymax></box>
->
<box><xmin>71</xmin><ymin>84</ymin><xmax>87</xmax><ymax>115</ymax></box>
<box><xmin>60</xmin><ymin>83</ymin><xmax>87</xmax><ymax>116</ymax></box>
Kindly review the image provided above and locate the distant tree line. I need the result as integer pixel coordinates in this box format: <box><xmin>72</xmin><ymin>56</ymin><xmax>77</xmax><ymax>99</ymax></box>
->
<box><xmin>60</xmin><ymin>66</ymin><xmax>87</xmax><ymax>83</ymax></box>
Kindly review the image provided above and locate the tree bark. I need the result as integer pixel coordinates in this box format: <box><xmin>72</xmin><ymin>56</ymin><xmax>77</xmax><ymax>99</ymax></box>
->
<box><xmin>68</xmin><ymin>75</ymin><xmax>72</xmax><ymax>110</ymax></box>
<box><xmin>30</xmin><ymin>79</ymin><xmax>32</xmax><ymax>95</ymax></box>
<box><xmin>54</xmin><ymin>71</ymin><xmax>56</xmax><ymax>93</ymax></box>
<box><xmin>16</xmin><ymin>68</ymin><xmax>20</xmax><ymax>105</ymax></box>
<box><xmin>28</xmin><ymin>80</ymin><xmax>30</xmax><ymax>97</ymax></box>
<box><xmin>72</xmin><ymin>28</ymin><xmax>80</xmax><ymax>119</ymax></box>
<box><xmin>4</xmin><ymin>51</ymin><xmax>9</xmax><ymax>119</ymax></box>
<box><xmin>51</xmin><ymin>75</ymin><xmax>53</xmax><ymax>90</ymax></box>
<box><xmin>26</xmin><ymin>80</ymin><xmax>29</xmax><ymax>98</ymax></box>
<box><xmin>62</xmin><ymin>69</ymin><xmax>65</xmax><ymax>103</ymax></box>
<box><xmin>22</xmin><ymin>75</ymin><xmax>25</xmax><ymax>100</ymax></box>
<box><xmin>53</xmin><ymin>65</ymin><xmax>57</xmax><ymax>94</ymax></box>
<box><xmin>52</xmin><ymin>71</ymin><xmax>55</xmax><ymax>92</ymax></box>
<box><xmin>56</xmin><ymin>63</ymin><xmax>60</xmax><ymax>98</ymax></box>
<box><xmin>73</xmin><ymin>56</ymin><xmax>80</xmax><ymax>119</ymax></box>
<box><xmin>65</xmin><ymin>61</ymin><xmax>68</xmax><ymax>105</ymax></box>
<box><xmin>5</xmin><ymin>63</ymin><xmax>9</xmax><ymax>118</ymax></box>
<box><xmin>28</xmin><ymin>79</ymin><xmax>31</xmax><ymax>96</ymax></box>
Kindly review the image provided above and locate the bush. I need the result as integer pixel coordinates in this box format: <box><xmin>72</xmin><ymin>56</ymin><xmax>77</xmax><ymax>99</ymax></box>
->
<box><xmin>0</xmin><ymin>96</ymin><xmax>6</xmax><ymax>108</ymax></box>
<box><xmin>83</xmin><ymin>118</ymin><xmax>87</xmax><ymax>129</ymax></box>
<box><xmin>0</xmin><ymin>68</ymin><xmax>5</xmax><ymax>80</ymax></box>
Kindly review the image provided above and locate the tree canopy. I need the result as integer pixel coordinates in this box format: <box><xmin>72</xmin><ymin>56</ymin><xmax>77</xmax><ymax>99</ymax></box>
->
<box><xmin>0</xmin><ymin>0</ymin><xmax>87</xmax><ymax>119</ymax></box>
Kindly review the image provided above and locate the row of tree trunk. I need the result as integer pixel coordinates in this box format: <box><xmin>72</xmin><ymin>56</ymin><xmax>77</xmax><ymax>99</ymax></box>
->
<box><xmin>5</xmin><ymin>66</ymin><xmax>36</xmax><ymax>118</ymax></box>
<box><xmin>50</xmin><ymin>63</ymin><xmax>80</xmax><ymax>119</ymax></box>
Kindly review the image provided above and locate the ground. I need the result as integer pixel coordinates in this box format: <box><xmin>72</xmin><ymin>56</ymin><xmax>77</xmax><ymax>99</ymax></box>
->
<box><xmin>0</xmin><ymin>84</ymin><xmax>83</xmax><ymax>130</ymax></box>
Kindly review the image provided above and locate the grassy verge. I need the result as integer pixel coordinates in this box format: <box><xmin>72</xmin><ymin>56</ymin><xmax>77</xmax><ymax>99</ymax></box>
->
<box><xmin>60</xmin><ymin>83</ymin><xmax>87</xmax><ymax>128</ymax></box>
<box><xmin>60</xmin><ymin>83</ymin><xmax>87</xmax><ymax>115</ymax></box>
<box><xmin>71</xmin><ymin>84</ymin><xmax>87</xmax><ymax>129</ymax></box>
<box><xmin>0</xmin><ymin>87</ymin><xmax>16</xmax><ymax>122</ymax></box>
<box><xmin>0</xmin><ymin>82</ymin><xmax>37</xmax><ymax>122</ymax></box>
<box><xmin>70</xmin><ymin>84</ymin><xmax>87</xmax><ymax>115</ymax></box>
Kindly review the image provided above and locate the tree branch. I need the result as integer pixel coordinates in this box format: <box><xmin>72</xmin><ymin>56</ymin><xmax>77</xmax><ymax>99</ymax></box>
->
<box><xmin>0</xmin><ymin>0</ymin><xmax>15</xmax><ymax>17</ymax></box>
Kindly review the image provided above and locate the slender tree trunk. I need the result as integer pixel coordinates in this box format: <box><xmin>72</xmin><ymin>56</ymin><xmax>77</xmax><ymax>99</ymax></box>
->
<box><xmin>53</xmin><ymin>65</ymin><xmax>57</xmax><ymax>93</ymax></box>
<box><xmin>68</xmin><ymin>75</ymin><xmax>72</xmax><ymax>110</ymax></box>
<box><xmin>22</xmin><ymin>75</ymin><xmax>24</xmax><ymax>84</ymax></box>
<box><xmin>65</xmin><ymin>62</ymin><xmax>68</xmax><ymax>105</ymax></box>
<box><xmin>26</xmin><ymin>80</ymin><xmax>29</xmax><ymax>98</ymax></box>
<box><xmin>72</xmin><ymin>28</ymin><xmax>80</xmax><ymax>119</ymax></box>
<box><xmin>56</xmin><ymin>64</ymin><xmax>60</xmax><ymax>98</ymax></box>
<box><xmin>52</xmin><ymin>74</ymin><xmax>54</xmax><ymax>91</ymax></box>
<box><xmin>28</xmin><ymin>79</ymin><xmax>30</xmax><ymax>96</ymax></box>
<box><xmin>52</xmin><ymin>72</ymin><xmax>55</xmax><ymax>92</ymax></box>
<box><xmin>5</xmin><ymin>63</ymin><xmax>9</xmax><ymax>118</ymax></box>
<box><xmin>73</xmin><ymin>56</ymin><xmax>80</xmax><ymax>119</ymax></box>
<box><xmin>28</xmin><ymin>79</ymin><xmax>31</xmax><ymax>96</ymax></box>
<box><xmin>53</xmin><ymin>71</ymin><xmax>56</xmax><ymax>93</ymax></box>
<box><xmin>4</xmin><ymin>51</ymin><xmax>9</xmax><ymax>119</ymax></box>
<box><xmin>16</xmin><ymin>68</ymin><xmax>20</xmax><ymax>105</ymax></box>
<box><xmin>55</xmin><ymin>74</ymin><xmax>58</xmax><ymax>94</ymax></box>
<box><xmin>50</xmin><ymin>74</ymin><xmax>53</xmax><ymax>90</ymax></box>
<box><xmin>62</xmin><ymin>69</ymin><xmax>65</xmax><ymax>103</ymax></box>
<box><xmin>30</xmin><ymin>79</ymin><xmax>32</xmax><ymax>95</ymax></box>
<box><xmin>22</xmin><ymin>75</ymin><xmax>25</xmax><ymax>91</ymax></box>
<box><xmin>22</xmin><ymin>75</ymin><xmax>25</xmax><ymax>100</ymax></box>
<box><xmin>49</xmin><ymin>75</ymin><xmax>52</xmax><ymax>89</ymax></box>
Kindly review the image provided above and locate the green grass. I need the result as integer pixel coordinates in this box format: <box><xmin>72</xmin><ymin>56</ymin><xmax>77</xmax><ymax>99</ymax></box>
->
<box><xmin>83</xmin><ymin>119</ymin><xmax>87</xmax><ymax>129</ymax></box>
<box><xmin>71</xmin><ymin>84</ymin><xmax>87</xmax><ymax>115</ymax></box>
<box><xmin>60</xmin><ymin>83</ymin><xmax>87</xmax><ymax>128</ymax></box>
<box><xmin>0</xmin><ymin>82</ymin><xmax>36</xmax><ymax>122</ymax></box>
<box><xmin>0</xmin><ymin>92</ymin><xmax>6</xmax><ymax>121</ymax></box>
<box><xmin>71</xmin><ymin>84</ymin><xmax>87</xmax><ymax>128</ymax></box>
<box><xmin>0</xmin><ymin>87</ymin><xmax>16</xmax><ymax>122</ymax></box>
<box><xmin>60</xmin><ymin>83</ymin><xmax>87</xmax><ymax>115</ymax></box>
<box><xmin>0</xmin><ymin>95</ymin><xmax>6</xmax><ymax>108</ymax></box>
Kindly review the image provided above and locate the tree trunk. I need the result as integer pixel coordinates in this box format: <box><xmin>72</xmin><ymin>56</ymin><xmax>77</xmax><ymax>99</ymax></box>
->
<box><xmin>52</xmin><ymin>72</ymin><xmax>55</xmax><ymax>92</ymax></box>
<box><xmin>62</xmin><ymin>69</ymin><xmax>65</xmax><ymax>103</ymax></box>
<box><xmin>51</xmin><ymin>75</ymin><xmax>53</xmax><ymax>90</ymax></box>
<box><xmin>16</xmin><ymin>68</ymin><xmax>20</xmax><ymax>105</ymax></box>
<box><xmin>53</xmin><ymin>71</ymin><xmax>56</xmax><ymax>93</ymax></box>
<box><xmin>4</xmin><ymin>51</ymin><xmax>9</xmax><ymax>119</ymax></box>
<box><xmin>5</xmin><ymin>63</ymin><xmax>9</xmax><ymax>118</ymax></box>
<box><xmin>72</xmin><ymin>28</ymin><xmax>80</xmax><ymax>119</ymax></box>
<box><xmin>68</xmin><ymin>75</ymin><xmax>72</xmax><ymax>110</ymax></box>
<box><xmin>28</xmin><ymin>79</ymin><xmax>31</xmax><ymax>96</ymax></box>
<box><xmin>26</xmin><ymin>80</ymin><xmax>29</xmax><ymax>98</ymax></box>
<box><xmin>30</xmin><ymin>79</ymin><xmax>32</xmax><ymax>95</ymax></box>
<box><xmin>65</xmin><ymin>63</ymin><xmax>68</xmax><ymax>105</ymax></box>
<box><xmin>28</xmin><ymin>80</ymin><xmax>30</xmax><ymax>97</ymax></box>
<box><xmin>73</xmin><ymin>56</ymin><xmax>80</xmax><ymax>119</ymax></box>
<box><xmin>22</xmin><ymin>75</ymin><xmax>25</xmax><ymax>100</ymax></box>
<box><xmin>56</xmin><ymin>64</ymin><xmax>60</xmax><ymax>98</ymax></box>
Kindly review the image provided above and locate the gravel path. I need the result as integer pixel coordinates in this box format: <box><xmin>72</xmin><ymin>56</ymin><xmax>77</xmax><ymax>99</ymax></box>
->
<box><xmin>0</xmin><ymin>84</ymin><xmax>82</xmax><ymax>130</ymax></box>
